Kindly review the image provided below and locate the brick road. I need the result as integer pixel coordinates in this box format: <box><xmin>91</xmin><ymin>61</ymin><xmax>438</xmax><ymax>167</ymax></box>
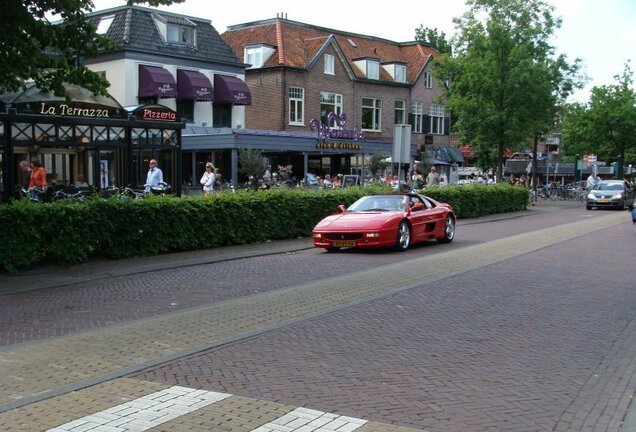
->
<box><xmin>0</xmin><ymin>202</ymin><xmax>634</xmax><ymax>431</ymax></box>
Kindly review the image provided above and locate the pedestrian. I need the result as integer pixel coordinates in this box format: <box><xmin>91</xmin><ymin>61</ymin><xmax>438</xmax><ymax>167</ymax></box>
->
<box><xmin>411</xmin><ymin>170</ymin><xmax>424</xmax><ymax>189</ymax></box>
<box><xmin>263</xmin><ymin>165</ymin><xmax>272</xmax><ymax>186</ymax></box>
<box><xmin>200</xmin><ymin>162</ymin><xmax>216</xmax><ymax>195</ymax></box>
<box><xmin>75</xmin><ymin>174</ymin><xmax>89</xmax><ymax>188</ymax></box>
<box><xmin>586</xmin><ymin>172</ymin><xmax>599</xmax><ymax>189</ymax></box>
<box><xmin>426</xmin><ymin>167</ymin><xmax>439</xmax><ymax>188</ymax></box>
<box><xmin>29</xmin><ymin>159</ymin><xmax>47</xmax><ymax>200</ymax></box>
<box><xmin>438</xmin><ymin>170</ymin><xmax>448</xmax><ymax>186</ymax></box>
<box><xmin>144</xmin><ymin>159</ymin><xmax>163</xmax><ymax>193</ymax></box>
<box><xmin>18</xmin><ymin>160</ymin><xmax>31</xmax><ymax>191</ymax></box>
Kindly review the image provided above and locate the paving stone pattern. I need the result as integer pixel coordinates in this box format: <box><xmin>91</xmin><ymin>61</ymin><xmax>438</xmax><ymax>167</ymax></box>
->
<box><xmin>1</xmin><ymin>204</ymin><xmax>634</xmax><ymax>432</ymax></box>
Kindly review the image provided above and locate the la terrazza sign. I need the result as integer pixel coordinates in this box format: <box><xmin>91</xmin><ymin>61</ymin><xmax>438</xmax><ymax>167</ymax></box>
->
<box><xmin>310</xmin><ymin>112</ymin><xmax>364</xmax><ymax>142</ymax></box>
<box><xmin>14</xmin><ymin>101</ymin><xmax>124</xmax><ymax>119</ymax></box>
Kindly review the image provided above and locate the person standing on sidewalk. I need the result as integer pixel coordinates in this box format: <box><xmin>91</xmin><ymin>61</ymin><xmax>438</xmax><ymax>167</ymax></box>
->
<box><xmin>200</xmin><ymin>162</ymin><xmax>216</xmax><ymax>195</ymax></box>
<box><xmin>18</xmin><ymin>160</ymin><xmax>31</xmax><ymax>191</ymax></box>
<box><xmin>144</xmin><ymin>159</ymin><xmax>163</xmax><ymax>193</ymax></box>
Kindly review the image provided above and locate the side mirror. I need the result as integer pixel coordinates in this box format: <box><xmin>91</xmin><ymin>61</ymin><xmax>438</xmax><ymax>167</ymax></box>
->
<box><xmin>411</xmin><ymin>202</ymin><xmax>425</xmax><ymax>212</ymax></box>
<box><xmin>338</xmin><ymin>204</ymin><xmax>347</xmax><ymax>213</ymax></box>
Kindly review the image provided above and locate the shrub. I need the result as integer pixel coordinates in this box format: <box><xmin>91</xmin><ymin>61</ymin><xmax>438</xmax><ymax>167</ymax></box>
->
<box><xmin>0</xmin><ymin>183</ymin><xmax>526</xmax><ymax>273</ymax></box>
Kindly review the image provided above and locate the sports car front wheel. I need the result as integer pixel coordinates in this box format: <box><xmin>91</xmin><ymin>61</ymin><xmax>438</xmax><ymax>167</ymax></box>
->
<box><xmin>437</xmin><ymin>215</ymin><xmax>455</xmax><ymax>243</ymax></box>
<box><xmin>395</xmin><ymin>221</ymin><xmax>411</xmax><ymax>251</ymax></box>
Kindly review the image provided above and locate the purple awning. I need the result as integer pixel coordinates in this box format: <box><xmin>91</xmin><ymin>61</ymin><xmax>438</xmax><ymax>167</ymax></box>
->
<box><xmin>214</xmin><ymin>75</ymin><xmax>252</xmax><ymax>106</ymax></box>
<box><xmin>177</xmin><ymin>70</ymin><xmax>213</xmax><ymax>101</ymax></box>
<box><xmin>138</xmin><ymin>65</ymin><xmax>177</xmax><ymax>99</ymax></box>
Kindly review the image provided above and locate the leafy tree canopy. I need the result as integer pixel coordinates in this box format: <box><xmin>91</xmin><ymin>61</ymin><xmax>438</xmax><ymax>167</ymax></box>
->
<box><xmin>562</xmin><ymin>63</ymin><xmax>636</xmax><ymax>168</ymax></box>
<box><xmin>437</xmin><ymin>0</ymin><xmax>582</xmax><ymax>179</ymax></box>
<box><xmin>238</xmin><ymin>149</ymin><xmax>265</xmax><ymax>183</ymax></box>
<box><xmin>0</xmin><ymin>0</ymin><xmax>183</xmax><ymax>97</ymax></box>
<box><xmin>414</xmin><ymin>26</ymin><xmax>452</xmax><ymax>56</ymax></box>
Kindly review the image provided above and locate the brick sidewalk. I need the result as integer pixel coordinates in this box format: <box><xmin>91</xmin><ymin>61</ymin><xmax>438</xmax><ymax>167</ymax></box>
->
<box><xmin>0</xmin><ymin>208</ymin><xmax>628</xmax><ymax>431</ymax></box>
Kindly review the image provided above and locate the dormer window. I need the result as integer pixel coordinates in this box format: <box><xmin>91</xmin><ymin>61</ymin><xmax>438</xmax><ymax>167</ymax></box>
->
<box><xmin>382</xmin><ymin>62</ymin><xmax>407</xmax><ymax>83</ymax></box>
<box><xmin>244</xmin><ymin>45</ymin><xmax>276</xmax><ymax>69</ymax></box>
<box><xmin>167</xmin><ymin>23</ymin><xmax>194</xmax><ymax>44</ymax></box>
<box><xmin>367</xmin><ymin>60</ymin><xmax>380</xmax><ymax>80</ymax></box>
<box><xmin>96</xmin><ymin>15</ymin><xmax>115</xmax><ymax>34</ymax></box>
<box><xmin>153</xmin><ymin>14</ymin><xmax>197</xmax><ymax>46</ymax></box>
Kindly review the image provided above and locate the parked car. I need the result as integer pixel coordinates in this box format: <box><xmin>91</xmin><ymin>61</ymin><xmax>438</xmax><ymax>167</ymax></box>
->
<box><xmin>586</xmin><ymin>180</ymin><xmax>635</xmax><ymax>210</ymax></box>
<box><xmin>312</xmin><ymin>193</ymin><xmax>456</xmax><ymax>252</ymax></box>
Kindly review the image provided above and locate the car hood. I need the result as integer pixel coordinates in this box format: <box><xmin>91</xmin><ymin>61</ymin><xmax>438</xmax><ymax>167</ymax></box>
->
<box><xmin>590</xmin><ymin>190</ymin><xmax>622</xmax><ymax>197</ymax></box>
<box><xmin>314</xmin><ymin>211</ymin><xmax>399</xmax><ymax>230</ymax></box>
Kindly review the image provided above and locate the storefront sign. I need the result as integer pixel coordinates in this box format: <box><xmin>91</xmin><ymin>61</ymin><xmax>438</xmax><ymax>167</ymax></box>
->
<box><xmin>310</xmin><ymin>112</ymin><xmax>364</xmax><ymax>141</ymax></box>
<box><xmin>13</xmin><ymin>101</ymin><xmax>124</xmax><ymax>118</ymax></box>
<box><xmin>130</xmin><ymin>104</ymin><xmax>179</xmax><ymax>122</ymax></box>
<box><xmin>316</xmin><ymin>142</ymin><xmax>363</xmax><ymax>150</ymax></box>
<box><xmin>38</xmin><ymin>102</ymin><xmax>111</xmax><ymax>118</ymax></box>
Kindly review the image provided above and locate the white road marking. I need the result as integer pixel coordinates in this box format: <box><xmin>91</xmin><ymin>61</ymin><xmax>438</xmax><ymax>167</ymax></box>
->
<box><xmin>46</xmin><ymin>386</ymin><xmax>231</xmax><ymax>431</ymax></box>
<box><xmin>46</xmin><ymin>386</ymin><xmax>368</xmax><ymax>432</ymax></box>
<box><xmin>250</xmin><ymin>406</ymin><xmax>368</xmax><ymax>432</ymax></box>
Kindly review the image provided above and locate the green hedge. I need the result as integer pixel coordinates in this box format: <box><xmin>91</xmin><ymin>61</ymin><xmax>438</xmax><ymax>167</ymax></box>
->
<box><xmin>0</xmin><ymin>183</ymin><xmax>526</xmax><ymax>273</ymax></box>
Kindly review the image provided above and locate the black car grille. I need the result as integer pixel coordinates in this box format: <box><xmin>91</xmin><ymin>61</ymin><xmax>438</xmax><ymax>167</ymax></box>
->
<box><xmin>323</xmin><ymin>233</ymin><xmax>363</xmax><ymax>241</ymax></box>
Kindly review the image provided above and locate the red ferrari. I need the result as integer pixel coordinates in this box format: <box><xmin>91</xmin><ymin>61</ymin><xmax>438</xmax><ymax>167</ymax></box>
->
<box><xmin>312</xmin><ymin>193</ymin><xmax>456</xmax><ymax>252</ymax></box>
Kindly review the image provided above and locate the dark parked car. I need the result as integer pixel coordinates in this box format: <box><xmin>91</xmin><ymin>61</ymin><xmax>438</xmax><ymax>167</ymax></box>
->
<box><xmin>586</xmin><ymin>180</ymin><xmax>634</xmax><ymax>210</ymax></box>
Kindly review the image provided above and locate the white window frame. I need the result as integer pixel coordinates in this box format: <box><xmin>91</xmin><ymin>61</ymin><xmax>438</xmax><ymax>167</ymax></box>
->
<box><xmin>361</xmin><ymin>97</ymin><xmax>382</xmax><ymax>132</ymax></box>
<box><xmin>324</xmin><ymin>54</ymin><xmax>335</xmax><ymax>75</ymax></box>
<box><xmin>394</xmin><ymin>100</ymin><xmax>405</xmax><ymax>124</ymax></box>
<box><xmin>429</xmin><ymin>104</ymin><xmax>445</xmax><ymax>134</ymax></box>
<box><xmin>367</xmin><ymin>60</ymin><xmax>380</xmax><ymax>80</ymax></box>
<box><xmin>411</xmin><ymin>101</ymin><xmax>423</xmax><ymax>133</ymax></box>
<box><xmin>320</xmin><ymin>92</ymin><xmax>343</xmax><ymax>128</ymax></box>
<box><xmin>395</xmin><ymin>65</ymin><xmax>407</xmax><ymax>83</ymax></box>
<box><xmin>245</xmin><ymin>47</ymin><xmax>264</xmax><ymax>69</ymax></box>
<box><xmin>167</xmin><ymin>23</ymin><xmax>195</xmax><ymax>45</ymax></box>
<box><xmin>424</xmin><ymin>71</ymin><xmax>433</xmax><ymax>88</ymax></box>
<box><xmin>288</xmin><ymin>87</ymin><xmax>305</xmax><ymax>125</ymax></box>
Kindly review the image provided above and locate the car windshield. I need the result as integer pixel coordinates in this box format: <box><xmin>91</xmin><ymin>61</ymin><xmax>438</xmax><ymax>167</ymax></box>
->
<box><xmin>595</xmin><ymin>182</ymin><xmax>622</xmax><ymax>191</ymax></box>
<box><xmin>348</xmin><ymin>196</ymin><xmax>406</xmax><ymax>212</ymax></box>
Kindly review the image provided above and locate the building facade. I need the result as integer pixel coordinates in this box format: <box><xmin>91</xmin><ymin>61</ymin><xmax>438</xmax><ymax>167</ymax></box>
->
<box><xmin>84</xmin><ymin>5</ymin><xmax>251</xmax><ymax>188</ymax></box>
<box><xmin>221</xmin><ymin>17</ymin><xmax>458</xmax><ymax>182</ymax></box>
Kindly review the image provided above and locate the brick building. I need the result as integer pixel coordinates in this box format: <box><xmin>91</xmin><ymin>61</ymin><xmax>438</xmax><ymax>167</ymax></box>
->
<box><xmin>220</xmin><ymin>17</ymin><xmax>459</xmax><ymax>181</ymax></box>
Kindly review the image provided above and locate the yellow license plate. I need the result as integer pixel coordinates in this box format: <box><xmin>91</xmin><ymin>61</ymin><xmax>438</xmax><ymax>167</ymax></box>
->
<box><xmin>333</xmin><ymin>241</ymin><xmax>356</xmax><ymax>247</ymax></box>
<box><xmin>598</xmin><ymin>199</ymin><xmax>609</xmax><ymax>203</ymax></box>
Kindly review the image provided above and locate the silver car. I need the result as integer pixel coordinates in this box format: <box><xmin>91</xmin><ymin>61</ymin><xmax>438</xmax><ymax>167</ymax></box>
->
<box><xmin>586</xmin><ymin>180</ymin><xmax>635</xmax><ymax>210</ymax></box>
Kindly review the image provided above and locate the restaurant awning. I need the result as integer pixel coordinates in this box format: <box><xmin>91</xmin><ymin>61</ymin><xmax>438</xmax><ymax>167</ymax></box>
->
<box><xmin>214</xmin><ymin>75</ymin><xmax>252</xmax><ymax>105</ymax></box>
<box><xmin>138</xmin><ymin>65</ymin><xmax>177</xmax><ymax>99</ymax></box>
<box><xmin>177</xmin><ymin>70</ymin><xmax>213</xmax><ymax>101</ymax></box>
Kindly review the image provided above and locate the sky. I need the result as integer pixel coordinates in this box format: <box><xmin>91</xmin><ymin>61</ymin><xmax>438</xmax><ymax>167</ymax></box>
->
<box><xmin>90</xmin><ymin>0</ymin><xmax>636</xmax><ymax>103</ymax></box>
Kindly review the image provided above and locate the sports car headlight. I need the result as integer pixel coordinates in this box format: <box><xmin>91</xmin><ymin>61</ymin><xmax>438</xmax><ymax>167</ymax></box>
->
<box><xmin>612</xmin><ymin>193</ymin><xmax>623</xmax><ymax>199</ymax></box>
<box><xmin>587</xmin><ymin>193</ymin><xmax>595</xmax><ymax>200</ymax></box>
<box><xmin>365</xmin><ymin>232</ymin><xmax>380</xmax><ymax>238</ymax></box>
<box><xmin>313</xmin><ymin>233</ymin><xmax>322</xmax><ymax>239</ymax></box>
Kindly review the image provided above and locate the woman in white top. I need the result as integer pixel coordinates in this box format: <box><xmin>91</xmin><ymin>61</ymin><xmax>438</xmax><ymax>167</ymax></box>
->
<box><xmin>200</xmin><ymin>162</ymin><xmax>216</xmax><ymax>195</ymax></box>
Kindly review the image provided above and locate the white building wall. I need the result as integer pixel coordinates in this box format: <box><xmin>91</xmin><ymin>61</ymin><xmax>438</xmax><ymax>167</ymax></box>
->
<box><xmin>88</xmin><ymin>60</ymin><xmax>246</xmax><ymax>127</ymax></box>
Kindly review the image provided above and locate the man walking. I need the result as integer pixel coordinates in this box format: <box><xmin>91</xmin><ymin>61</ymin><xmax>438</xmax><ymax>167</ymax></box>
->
<box><xmin>144</xmin><ymin>159</ymin><xmax>164</xmax><ymax>193</ymax></box>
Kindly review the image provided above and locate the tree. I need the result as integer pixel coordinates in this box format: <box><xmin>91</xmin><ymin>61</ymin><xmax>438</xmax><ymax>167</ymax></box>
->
<box><xmin>238</xmin><ymin>149</ymin><xmax>265</xmax><ymax>183</ymax></box>
<box><xmin>0</xmin><ymin>0</ymin><xmax>183</xmax><ymax>97</ymax></box>
<box><xmin>369</xmin><ymin>151</ymin><xmax>390</xmax><ymax>179</ymax></box>
<box><xmin>414</xmin><ymin>26</ymin><xmax>452</xmax><ymax>56</ymax></box>
<box><xmin>560</xmin><ymin>102</ymin><xmax>591</xmax><ymax>162</ymax></box>
<box><xmin>585</xmin><ymin>63</ymin><xmax>636</xmax><ymax>174</ymax></box>
<box><xmin>437</xmin><ymin>0</ymin><xmax>582</xmax><ymax>181</ymax></box>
